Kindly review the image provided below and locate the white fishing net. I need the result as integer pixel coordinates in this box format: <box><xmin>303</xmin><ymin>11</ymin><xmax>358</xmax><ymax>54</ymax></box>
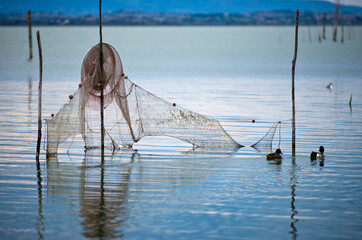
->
<box><xmin>46</xmin><ymin>43</ymin><xmax>242</xmax><ymax>155</ymax></box>
<box><xmin>250</xmin><ymin>121</ymin><xmax>281</xmax><ymax>153</ymax></box>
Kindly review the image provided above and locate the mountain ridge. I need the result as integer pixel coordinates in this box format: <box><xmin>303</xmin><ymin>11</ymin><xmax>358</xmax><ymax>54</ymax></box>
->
<box><xmin>2</xmin><ymin>9</ymin><xmax>361</xmax><ymax>26</ymax></box>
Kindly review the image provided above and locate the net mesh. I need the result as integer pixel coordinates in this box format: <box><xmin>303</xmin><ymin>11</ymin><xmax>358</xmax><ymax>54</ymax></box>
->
<box><xmin>46</xmin><ymin>43</ymin><xmax>242</xmax><ymax>155</ymax></box>
<box><xmin>250</xmin><ymin>121</ymin><xmax>281</xmax><ymax>153</ymax></box>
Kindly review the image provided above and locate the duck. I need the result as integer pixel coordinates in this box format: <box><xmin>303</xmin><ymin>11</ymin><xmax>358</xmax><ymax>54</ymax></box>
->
<box><xmin>310</xmin><ymin>146</ymin><xmax>324</xmax><ymax>160</ymax></box>
<box><xmin>326</xmin><ymin>83</ymin><xmax>333</xmax><ymax>90</ymax></box>
<box><xmin>266</xmin><ymin>149</ymin><xmax>283</xmax><ymax>160</ymax></box>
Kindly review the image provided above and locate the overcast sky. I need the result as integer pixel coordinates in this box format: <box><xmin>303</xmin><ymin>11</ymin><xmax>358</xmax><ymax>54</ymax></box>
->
<box><xmin>322</xmin><ymin>0</ymin><xmax>362</xmax><ymax>7</ymax></box>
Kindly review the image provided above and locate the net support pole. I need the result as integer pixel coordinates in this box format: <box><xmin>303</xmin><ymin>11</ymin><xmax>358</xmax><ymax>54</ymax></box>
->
<box><xmin>291</xmin><ymin>9</ymin><xmax>299</xmax><ymax>158</ymax></box>
<box><xmin>99</xmin><ymin>0</ymin><xmax>105</xmax><ymax>161</ymax></box>
<box><xmin>28</xmin><ymin>10</ymin><xmax>33</xmax><ymax>59</ymax></box>
<box><xmin>36</xmin><ymin>31</ymin><xmax>42</xmax><ymax>162</ymax></box>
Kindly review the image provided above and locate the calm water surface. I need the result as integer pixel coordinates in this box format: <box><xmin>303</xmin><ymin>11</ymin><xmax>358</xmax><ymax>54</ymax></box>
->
<box><xmin>0</xmin><ymin>26</ymin><xmax>362</xmax><ymax>239</ymax></box>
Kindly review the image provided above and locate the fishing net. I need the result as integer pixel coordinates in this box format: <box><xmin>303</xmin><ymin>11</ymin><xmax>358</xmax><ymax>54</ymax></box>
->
<box><xmin>46</xmin><ymin>43</ymin><xmax>242</xmax><ymax>155</ymax></box>
<box><xmin>251</xmin><ymin>121</ymin><xmax>281</xmax><ymax>153</ymax></box>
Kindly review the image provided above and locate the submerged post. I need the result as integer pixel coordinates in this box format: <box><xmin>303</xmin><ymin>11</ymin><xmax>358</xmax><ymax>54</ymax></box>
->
<box><xmin>291</xmin><ymin>10</ymin><xmax>299</xmax><ymax>158</ymax></box>
<box><xmin>99</xmin><ymin>0</ymin><xmax>105</xmax><ymax>160</ymax></box>
<box><xmin>36</xmin><ymin>31</ymin><xmax>42</xmax><ymax>161</ymax></box>
<box><xmin>28</xmin><ymin>10</ymin><xmax>33</xmax><ymax>59</ymax></box>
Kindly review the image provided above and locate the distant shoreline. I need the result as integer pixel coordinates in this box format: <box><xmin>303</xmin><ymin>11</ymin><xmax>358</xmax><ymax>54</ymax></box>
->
<box><xmin>1</xmin><ymin>10</ymin><xmax>361</xmax><ymax>26</ymax></box>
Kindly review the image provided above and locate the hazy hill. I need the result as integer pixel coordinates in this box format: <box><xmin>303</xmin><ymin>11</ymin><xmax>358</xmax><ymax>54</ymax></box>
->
<box><xmin>1</xmin><ymin>0</ymin><xmax>362</xmax><ymax>14</ymax></box>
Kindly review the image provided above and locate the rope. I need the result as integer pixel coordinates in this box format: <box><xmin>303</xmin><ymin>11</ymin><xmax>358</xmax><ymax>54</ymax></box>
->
<box><xmin>67</xmin><ymin>135</ymin><xmax>76</xmax><ymax>154</ymax></box>
<box><xmin>43</xmin><ymin>119</ymin><xmax>47</xmax><ymax>151</ymax></box>
<box><xmin>118</xmin><ymin>81</ymin><xmax>135</xmax><ymax>98</ymax></box>
<box><xmin>223</xmin><ymin>118</ymin><xmax>292</xmax><ymax>124</ymax></box>
<box><xmin>278</xmin><ymin>121</ymin><xmax>281</xmax><ymax>149</ymax></box>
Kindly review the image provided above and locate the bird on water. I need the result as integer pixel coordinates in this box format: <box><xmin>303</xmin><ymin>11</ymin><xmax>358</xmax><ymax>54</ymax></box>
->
<box><xmin>266</xmin><ymin>149</ymin><xmax>283</xmax><ymax>160</ymax></box>
<box><xmin>310</xmin><ymin>146</ymin><xmax>324</xmax><ymax>160</ymax></box>
<box><xmin>326</xmin><ymin>83</ymin><xmax>333</xmax><ymax>90</ymax></box>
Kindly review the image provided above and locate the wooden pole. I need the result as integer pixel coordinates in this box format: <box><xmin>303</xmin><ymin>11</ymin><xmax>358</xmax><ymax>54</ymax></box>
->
<box><xmin>311</xmin><ymin>0</ymin><xmax>322</xmax><ymax>42</ymax></box>
<box><xmin>322</xmin><ymin>12</ymin><xmax>326</xmax><ymax>40</ymax></box>
<box><xmin>291</xmin><ymin>10</ymin><xmax>299</xmax><ymax>158</ymax></box>
<box><xmin>307</xmin><ymin>16</ymin><xmax>312</xmax><ymax>42</ymax></box>
<box><xmin>28</xmin><ymin>10</ymin><xmax>33</xmax><ymax>59</ymax></box>
<box><xmin>99</xmin><ymin>0</ymin><xmax>105</xmax><ymax>161</ymax></box>
<box><xmin>340</xmin><ymin>0</ymin><xmax>344</xmax><ymax>43</ymax></box>
<box><xmin>36</xmin><ymin>31</ymin><xmax>42</xmax><ymax>161</ymax></box>
<box><xmin>333</xmin><ymin>0</ymin><xmax>340</xmax><ymax>42</ymax></box>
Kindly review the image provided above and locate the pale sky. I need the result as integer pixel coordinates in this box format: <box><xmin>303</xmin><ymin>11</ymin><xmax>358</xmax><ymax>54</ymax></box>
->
<box><xmin>322</xmin><ymin>0</ymin><xmax>362</xmax><ymax>7</ymax></box>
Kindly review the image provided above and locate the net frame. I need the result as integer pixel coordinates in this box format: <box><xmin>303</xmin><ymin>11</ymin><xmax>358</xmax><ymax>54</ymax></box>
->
<box><xmin>46</xmin><ymin>43</ymin><xmax>242</xmax><ymax>156</ymax></box>
<box><xmin>251</xmin><ymin>121</ymin><xmax>281</xmax><ymax>153</ymax></box>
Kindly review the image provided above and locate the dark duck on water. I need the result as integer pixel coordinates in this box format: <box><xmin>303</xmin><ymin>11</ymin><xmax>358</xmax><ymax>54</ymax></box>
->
<box><xmin>266</xmin><ymin>149</ymin><xmax>283</xmax><ymax>160</ymax></box>
<box><xmin>310</xmin><ymin>146</ymin><xmax>324</xmax><ymax>160</ymax></box>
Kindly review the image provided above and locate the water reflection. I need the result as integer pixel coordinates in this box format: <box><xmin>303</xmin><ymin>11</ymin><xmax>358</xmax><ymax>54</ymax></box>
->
<box><xmin>182</xmin><ymin>146</ymin><xmax>238</xmax><ymax>156</ymax></box>
<box><xmin>289</xmin><ymin>183</ymin><xmax>298</xmax><ymax>240</ymax></box>
<box><xmin>289</xmin><ymin>159</ymin><xmax>299</xmax><ymax>240</ymax></box>
<box><xmin>36</xmin><ymin>158</ymin><xmax>44</xmax><ymax>240</ymax></box>
<box><xmin>46</xmin><ymin>150</ymin><xmax>138</xmax><ymax>239</ymax></box>
<box><xmin>267</xmin><ymin>159</ymin><xmax>282</xmax><ymax>165</ymax></box>
<box><xmin>28</xmin><ymin>78</ymin><xmax>32</xmax><ymax>129</ymax></box>
<box><xmin>310</xmin><ymin>157</ymin><xmax>325</xmax><ymax>167</ymax></box>
<box><xmin>79</xmin><ymin>151</ymin><xmax>136</xmax><ymax>239</ymax></box>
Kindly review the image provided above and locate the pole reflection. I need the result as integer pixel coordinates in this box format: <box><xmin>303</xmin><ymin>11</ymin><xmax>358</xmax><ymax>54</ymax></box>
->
<box><xmin>45</xmin><ymin>149</ymin><xmax>138</xmax><ymax>239</ymax></box>
<box><xmin>28</xmin><ymin>78</ymin><xmax>32</xmax><ymax>129</ymax></box>
<box><xmin>34</xmin><ymin>74</ymin><xmax>44</xmax><ymax>239</ymax></box>
<box><xmin>36</xmin><ymin>158</ymin><xmax>45</xmax><ymax>240</ymax></box>
<box><xmin>79</xmin><ymin>151</ymin><xmax>137</xmax><ymax>239</ymax></box>
<box><xmin>289</xmin><ymin>158</ymin><xmax>299</xmax><ymax>240</ymax></box>
<box><xmin>289</xmin><ymin>183</ymin><xmax>298</xmax><ymax>240</ymax></box>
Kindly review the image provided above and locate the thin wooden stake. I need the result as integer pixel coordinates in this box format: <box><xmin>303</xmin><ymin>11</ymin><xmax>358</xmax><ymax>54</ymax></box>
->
<box><xmin>349</xmin><ymin>93</ymin><xmax>352</xmax><ymax>107</ymax></box>
<box><xmin>99</xmin><ymin>0</ymin><xmax>105</xmax><ymax>161</ymax></box>
<box><xmin>307</xmin><ymin>16</ymin><xmax>312</xmax><ymax>42</ymax></box>
<box><xmin>36</xmin><ymin>31</ymin><xmax>42</xmax><ymax>161</ymax></box>
<box><xmin>340</xmin><ymin>0</ymin><xmax>344</xmax><ymax>43</ymax></box>
<box><xmin>28</xmin><ymin>10</ymin><xmax>33</xmax><ymax>59</ymax></box>
<box><xmin>322</xmin><ymin>12</ymin><xmax>326</xmax><ymax>40</ymax></box>
<box><xmin>311</xmin><ymin>0</ymin><xmax>322</xmax><ymax>42</ymax></box>
<box><xmin>291</xmin><ymin>10</ymin><xmax>299</xmax><ymax>158</ymax></box>
<box><xmin>333</xmin><ymin>0</ymin><xmax>340</xmax><ymax>42</ymax></box>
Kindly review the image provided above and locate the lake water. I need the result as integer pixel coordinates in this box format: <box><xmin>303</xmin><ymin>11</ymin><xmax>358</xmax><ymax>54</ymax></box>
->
<box><xmin>0</xmin><ymin>26</ymin><xmax>361</xmax><ymax>239</ymax></box>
